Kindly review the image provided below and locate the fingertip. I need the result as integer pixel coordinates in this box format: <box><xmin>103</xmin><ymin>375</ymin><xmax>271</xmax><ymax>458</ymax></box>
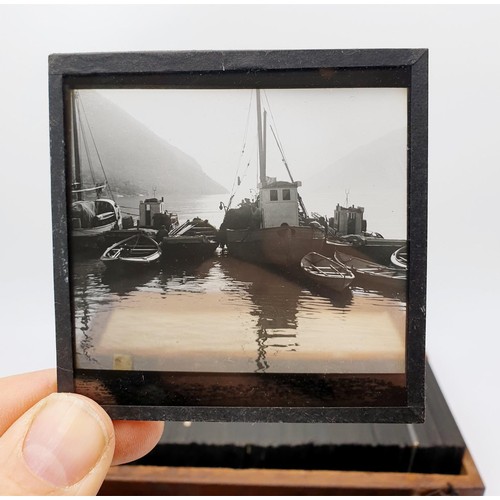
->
<box><xmin>111</xmin><ymin>420</ymin><xmax>164</xmax><ymax>465</ymax></box>
<box><xmin>0</xmin><ymin>392</ymin><xmax>116</xmax><ymax>495</ymax></box>
<box><xmin>23</xmin><ymin>393</ymin><xmax>114</xmax><ymax>488</ymax></box>
<box><xmin>0</xmin><ymin>369</ymin><xmax>58</xmax><ymax>436</ymax></box>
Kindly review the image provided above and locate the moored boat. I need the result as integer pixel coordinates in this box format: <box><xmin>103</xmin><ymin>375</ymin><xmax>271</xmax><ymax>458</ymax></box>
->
<box><xmin>391</xmin><ymin>246</ymin><xmax>408</xmax><ymax>270</ymax></box>
<box><xmin>160</xmin><ymin>218</ymin><xmax>218</xmax><ymax>263</ymax></box>
<box><xmin>220</xmin><ymin>89</ymin><xmax>325</xmax><ymax>269</ymax></box>
<box><xmin>161</xmin><ymin>235</ymin><xmax>218</xmax><ymax>263</ymax></box>
<box><xmin>322</xmin><ymin>237</ymin><xmax>406</xmax><ymax>267</ymax></box>
<box><xmin>335</xmin><ymin>250</ymin><xmax>406</xmax><ymax>292</ymax></box>
<box><xmin>70</xmin><ymin>91</ymin><xmax>122</xmax><ymax>252</ymax></box>
<box><xmin>101</xmin><ymin>233</ymin><xmax>161</xmax><ymax>268</ymax></box>
<box><xmin>321</xmin><ymin>203</ymin><xmax>406</xmax><ymax>266</ymax></box>
<box><xmin>300</xmin><ymin>252</ymin><xmax>355</xmax><ymax>292</ymax></box>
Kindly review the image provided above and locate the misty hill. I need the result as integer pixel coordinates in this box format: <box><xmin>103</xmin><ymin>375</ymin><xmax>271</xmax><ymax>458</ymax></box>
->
<box><xmin>301</xmin><ymin>129</ymin><xmax>407</xmax><ymax>238</ymax></box>
<box><xmin>76</xmin><ymin>91</ymin><xmax>227</xmax><ymax>197</ymax></box>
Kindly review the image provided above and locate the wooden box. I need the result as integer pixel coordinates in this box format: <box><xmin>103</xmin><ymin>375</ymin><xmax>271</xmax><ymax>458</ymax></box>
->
<box><xmin>99</xmin><ymin>362</ymin><xmax>484</xmax><ymax>495</ymax></box>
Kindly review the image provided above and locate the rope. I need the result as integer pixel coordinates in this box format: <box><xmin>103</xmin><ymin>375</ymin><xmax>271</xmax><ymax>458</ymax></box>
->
<box><xmin>78</xmin><ymin>93</ymin><xmax>116</xmax><ymax>202</ymax></box>
<box><xmin>76</xmin><ymin>98</ymin><xmax>98</xmax><ymax>187</ymax></box>
<box><xmin>227</xmin><ymin>90</ymin><xmax>253</xmax><ymax>210</ymax></box>
<box><xmin>74</xmin><ymin>93</ymin><xmax>96</xmax><ymax>186</ymax></box>
<box><xmin>263</xmin><ymin>90</ymin><xmax>290</xmax><ymax>169</ymax></box>
<box><xmin>263</xmin><ymin>90</ymin><xmax>308</xmax><ymax>218</ymax></box>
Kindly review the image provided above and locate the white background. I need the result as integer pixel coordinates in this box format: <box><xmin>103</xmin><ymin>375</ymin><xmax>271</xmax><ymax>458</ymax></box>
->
<box><xmin>0</xmin><ymin>4</ymin><xmax>499</xmax><ymax>494</ymax></box>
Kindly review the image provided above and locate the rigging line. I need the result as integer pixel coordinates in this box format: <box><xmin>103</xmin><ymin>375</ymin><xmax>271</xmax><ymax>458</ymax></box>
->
<box><xmin>78</xmin><ymin>93</ymin><xmax>116</xmax><ymax>202</ymax></box>
<box><xmin>75</xmin><ymin>94</ymin><xmax>96</xmax><ymax>186</ymax></box>
<box><xmin>263</xmin><ymin>90</ymin><xmax>308</xmax><ymax>218</ymax></box>
<box><xmin>269</xmin><ymin>125</ymin><xmax>294</xmax><ymax>183</ymax></box>
<box><xmin>240</xmin><ymin>132</ymin><xmax>257</xmax><ymax>184</ymax></box>
<box><xmin>227</xmin><ymin>132</ymin><xmax>257</xmax><ymax>211</ymax></box>
<box><xmin>229</xmin><ymin>90</ymin><xmax>254</xmax><ymax>200</ymax></box>
<box><xmin>262</xmin><ymin>90</ymin><xmax>289</xmax><ymax>162</ymax></box>
<box><xmin>76</xmin><ymin>99</ymin><xmax>98</xmax><ymax>188</ymax></box>
<box><xmin>227</xmin><ymin>159</ymin><xmax>251</xmax><ymax>211</ymax></box>
<box><xmin>75</xmin><ymin>94</ymin><xmax>97</xmax><ymax>186</ymax></box>
<box><xmin>263</xmin><ymin>90</ymin><xmax>298</xmax><ymax>184</ymax></box>
<box><xmin>239</xmin><ymin>133</ymin><xmax>256</xmax><ymax>183</ymax></box>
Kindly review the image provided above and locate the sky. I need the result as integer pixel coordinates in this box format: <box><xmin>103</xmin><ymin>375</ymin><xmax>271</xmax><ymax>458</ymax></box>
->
<box><xmin>96</xmin><ymin>87</ymin><xmax>408</xmax><ymax>237</ymax></box>
<box><xmin>98</xmin><ymin>87</ymin><xmax>408</xmax><ymax>199</ymax></box>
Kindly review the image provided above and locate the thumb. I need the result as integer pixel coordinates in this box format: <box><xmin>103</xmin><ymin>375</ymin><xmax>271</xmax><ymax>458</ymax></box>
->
<box><xmin>0</xmin><ymin>392</ymin><xmax>115</xmax><ymax>495</ymax></box>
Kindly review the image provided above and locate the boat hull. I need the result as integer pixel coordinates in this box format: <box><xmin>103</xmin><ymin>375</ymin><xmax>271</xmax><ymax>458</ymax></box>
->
<box><xmin>101</xmin><ymin>252</ymin><xmax>161</xmax><ymax>270</ymax></box>
<box><xmin>300</xmin><ymin>252</ymin><xmax>355</xmax><ymax>292</ymax></box>
<box><xmin>100</xmin><ymin>234</ymin><xmax>161</xmax><ymax>269</ymax></box>
<box><xmin>160</xmin><ymin>236</ymin><xmax>218</xmax><ymax>263</ymax></box>
<box><xmin>335</xmin><ymin>251</ymin><xmax>407</xmax><ymax>293</ymax></box>
<box><xmin>226</xmin><ymin>226</ymin><xmax>325</xmax><ymax>269</ymax></box>
<box><xmin>322</xmin><ymin>238</ymin><xmax>406</xmax><ymax>267</ymax></box>
<box><xmin>391</xmin><ymin>246</ymin><xmax>408</xmax><ymax>269</ymax></box>
<box><xmin>71</xmin><ymin>199</ymin><xmax>122</xmax><ymax>253</ymax></box>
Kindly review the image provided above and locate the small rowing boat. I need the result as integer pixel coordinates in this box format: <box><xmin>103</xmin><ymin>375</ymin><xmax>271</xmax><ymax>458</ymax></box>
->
<box><xmin>335</xmin><ymin>250</ymin><xmax>406</xmax><ymax>292</ymax></box>
<box><xmin>300</xmin><ymin>252</ymin><xmax>355</xmax><ymax>292</ymax></box>
<box><xmin>390</xmin><ymin>246</ymin><xmax>408</xmax><ymax>270</ymax></box>
<box><xmin>101</xmin><ymin>233</ymin><xmax>161</xmax><ymax>268</ymax></box>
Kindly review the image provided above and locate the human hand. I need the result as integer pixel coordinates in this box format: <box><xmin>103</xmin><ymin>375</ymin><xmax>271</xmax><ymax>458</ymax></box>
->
<box><xmin>0</xmin><ymin>369</ymin><xmax>164</xmax><ymax>494</ymax></box>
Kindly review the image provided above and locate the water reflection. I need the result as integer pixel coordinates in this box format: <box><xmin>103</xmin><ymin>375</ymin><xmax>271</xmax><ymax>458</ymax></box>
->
<box><xmin>101</xmin><ymin>266</ymin><xmax>158</xmax><ymax>296</ymax></box>
<box><xmin>71</xmin><ymin>252</ymin><xmax>406</xmax><ymax>374</ymax></box>
<box><xmin>156</xmin><ymin>258</ymin><xmax>217</xmax><ymax>294</ymax></box>
<box><xmin>217</xmin><ymin>256</ymin><xmax>302</xmax><ymax>372</ymax></box>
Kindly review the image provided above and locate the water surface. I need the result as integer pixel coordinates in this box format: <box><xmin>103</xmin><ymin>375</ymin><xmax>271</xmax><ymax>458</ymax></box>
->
<box><xmin>72</xmin><ymin>251</ymin><xmax>406</xmax><ymax>374</ymax></box>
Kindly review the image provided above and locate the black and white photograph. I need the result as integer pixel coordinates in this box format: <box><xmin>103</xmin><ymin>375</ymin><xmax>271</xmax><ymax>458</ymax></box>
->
<box><xmin>61</xmin><ymin>60</ymin><xmax>418</xmax><ymax>416</ymax></box>
<box><xmin>4</xmin><ymin>4</ymin><xmax>500</xmax><ymax>494</ymax></box>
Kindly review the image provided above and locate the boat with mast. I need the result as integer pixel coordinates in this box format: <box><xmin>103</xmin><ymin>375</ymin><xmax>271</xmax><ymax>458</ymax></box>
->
<box><xmin>220</xmin><ymin>89</ymin><xmax>325</xmax><ymax>269</ymax></box>
<box><xmin>70</xmin><ymin>90</ymin><xmax>122</xmax><ymax>250</ymax></box>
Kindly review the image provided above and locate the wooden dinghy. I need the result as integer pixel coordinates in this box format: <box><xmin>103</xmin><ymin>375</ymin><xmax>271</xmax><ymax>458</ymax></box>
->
<box><xmin>390</xmin><ymin>246</ymin><xmax>408</xmax><ymax>270</ymax></box>
<box><xmin>335</xmin><ymin>251</ymin><xmax>406</xmax><ymax>292</ymax></box>
<box><xmin>300</xmin><ymin>252</ymin><xmax>355</xmax><ymax>292</ymax></box>
<box><xmin>101</xmin><ymin>233</ymin><xmax>161</xmax><ymax>268</ymax></box>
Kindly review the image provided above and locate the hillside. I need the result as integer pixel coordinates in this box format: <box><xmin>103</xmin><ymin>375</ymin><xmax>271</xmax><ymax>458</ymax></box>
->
<box><xmin>302</xmin><ymin>129</ymin><xmax>407</xmax><ymax>238</ymax></box>
<box><xmin>75</xmin><ymin>90</ymin><xmax>227</xmax><ymax>196</ymax></box>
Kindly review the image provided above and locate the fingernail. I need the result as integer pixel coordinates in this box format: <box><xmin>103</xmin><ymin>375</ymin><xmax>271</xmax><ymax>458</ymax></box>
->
<box><xmin>22</xmin><ymin>395</ymin><xmax>109</xmax><ymax>487</ymax></box>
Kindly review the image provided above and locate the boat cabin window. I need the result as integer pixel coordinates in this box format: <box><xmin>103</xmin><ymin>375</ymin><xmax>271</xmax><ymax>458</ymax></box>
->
<box><xmin>270</xmin><ymin>189</ymin><xmax>278</xmax><ymax>201</ymax></box>
<box><xmin>282</xmin><ymin>189</ymin><xmax>291</xmax><ymax>201</ymax></box>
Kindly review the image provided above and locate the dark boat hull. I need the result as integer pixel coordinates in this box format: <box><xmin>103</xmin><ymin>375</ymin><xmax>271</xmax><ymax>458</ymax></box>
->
<box><xmin>335</xmin><ymin>251</ymin><xmax>407</xmax><ymax>294</ymax></box>
<box><xmin>160</xmin><ymin>236</ymin><xmax>218</xmax><ymax>263</ymax></box>
<box><xmin>322</xmin><ymin>238</ymin><xmax>406</xmax><ymax>267</ymax></box>
<box><xmin>226</xmin><ymin>226</ymin><xmax>325</xmax><ymax>269</ymax></box>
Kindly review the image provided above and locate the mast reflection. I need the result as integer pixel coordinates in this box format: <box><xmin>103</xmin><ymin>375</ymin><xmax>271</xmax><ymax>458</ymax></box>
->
<box><xmin>218</xmin><ymin>255</ymin><xmax>301</xmax><ymax>373</ymax></box>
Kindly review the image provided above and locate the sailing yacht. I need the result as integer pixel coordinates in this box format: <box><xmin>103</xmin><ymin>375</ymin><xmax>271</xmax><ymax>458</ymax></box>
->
<box><xmin>70</xmin><ymin>91</ymin><xmax>122</xmax><ymax>248</ymax></box>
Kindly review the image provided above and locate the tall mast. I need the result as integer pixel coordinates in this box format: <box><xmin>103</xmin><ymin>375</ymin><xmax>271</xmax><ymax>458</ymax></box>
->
<box><xmin>256</xmin><ymin>89</ymin><xmax>266</xmax><ymax>186</ymax></box>
<box><xmin>72</xmin><ymin>91</ymin><xmax>82</xmax><ymax>201</ymax></box>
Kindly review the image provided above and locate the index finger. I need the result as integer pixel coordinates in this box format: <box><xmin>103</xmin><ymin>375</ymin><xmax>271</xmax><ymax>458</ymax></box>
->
<box><xmin>0</xmin><ymin>369</ymin><xmax>56</xmax><ymax>436</ymax></box>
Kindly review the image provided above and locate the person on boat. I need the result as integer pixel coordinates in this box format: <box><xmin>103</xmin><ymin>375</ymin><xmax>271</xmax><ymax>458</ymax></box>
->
<box><xmin>155</xmin><ymin>225</ymin><xmax>169</xmax><ymax>243</ymax></box>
